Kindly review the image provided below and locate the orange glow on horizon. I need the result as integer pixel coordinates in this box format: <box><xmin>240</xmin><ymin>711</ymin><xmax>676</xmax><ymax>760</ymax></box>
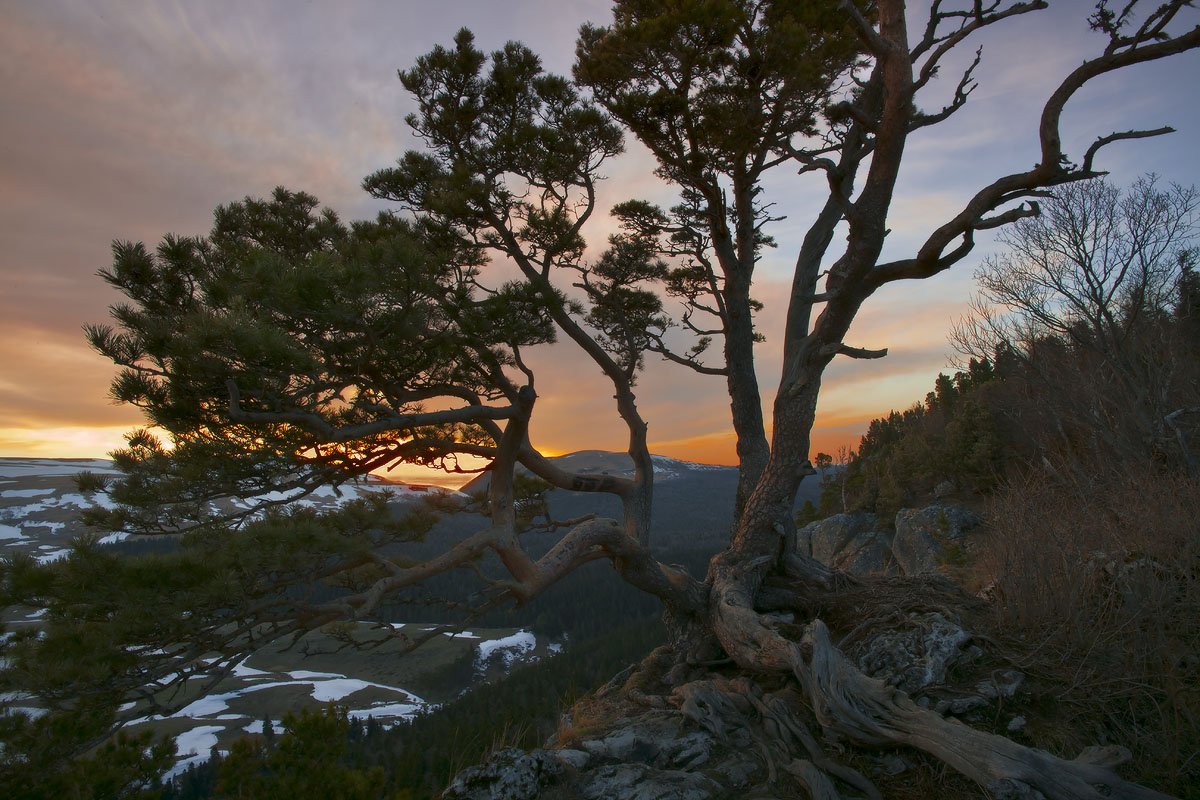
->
<box><xmin>0</xmin><ymin>410</ymin><xmax>873</xmax><ymax>491</ymax></box>
<box><xmin>0</xmin><ymin>425</ymin><xmax>135</xmax><ymax>460</ymax></box>
<box><xmin>0</xmin><ymin>415</ymin><xmax>874</xmax><ymax>485</ymax></box>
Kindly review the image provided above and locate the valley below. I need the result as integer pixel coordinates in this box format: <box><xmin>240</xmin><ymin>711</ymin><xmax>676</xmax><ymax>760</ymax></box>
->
<box><xmin>1</xmin><ymin>453</ymin><xmax>805</xmax><ymax>782</ymax></box>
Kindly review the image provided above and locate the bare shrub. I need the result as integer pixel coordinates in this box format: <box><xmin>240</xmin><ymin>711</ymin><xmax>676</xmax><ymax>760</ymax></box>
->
<box><xmin>974</xmin><ymin>466</ymin><xmax>1200</xmax><ymax>793</ymax></box>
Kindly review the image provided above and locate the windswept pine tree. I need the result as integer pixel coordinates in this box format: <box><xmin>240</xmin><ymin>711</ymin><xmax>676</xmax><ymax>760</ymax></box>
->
<box><xmin>4</xmin><ymin>2</ymin><xmax>1199</xmax><ymax>797</ymax></box>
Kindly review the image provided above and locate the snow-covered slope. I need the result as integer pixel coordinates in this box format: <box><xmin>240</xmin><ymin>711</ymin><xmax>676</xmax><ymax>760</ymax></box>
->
<box><xmin>0</xmin><ymin>458</ymin><xmax>126</xmax><ymax>561</ymax></box>
<box><xmin>1</xmin><ymin>459</ymin><xmax>560</xmax><ymax>779</ymax></box>
<box><xmin>0</xmin><ymin>457</ymin><xmax>449</xmax><ymax>562</ymax></box>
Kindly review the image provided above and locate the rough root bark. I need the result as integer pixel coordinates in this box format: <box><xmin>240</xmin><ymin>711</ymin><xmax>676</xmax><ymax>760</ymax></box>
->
<box><xmin>791</xmin><ymin>619</ymin><xmax>1174</xmax><ymax>800</ymax></box>
<box><xmin>703</xmin><ymin>570</ymin><xmax>1177</xmax><ymax>800</ymax></box>
<box><xmin>674</xmin><ymin>676</ymin><xmax>880</xmax><ymax>800</ymax></box>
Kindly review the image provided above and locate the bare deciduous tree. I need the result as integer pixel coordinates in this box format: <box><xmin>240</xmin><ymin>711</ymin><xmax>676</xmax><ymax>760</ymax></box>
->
<box><xmin>953</xmin><ymin>176</ymin><xmax>1200</xmax><ymax>471</ymax></box>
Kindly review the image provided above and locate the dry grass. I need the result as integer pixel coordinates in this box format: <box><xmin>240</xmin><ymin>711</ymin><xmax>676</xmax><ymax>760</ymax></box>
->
<box><xmin>552</xmin><ymin>693</ymin><xmax>642</xmax><ymax>749</ymax></box>
<box><xmin>971</xmin><ymin>467</ymin><xmax>1200</xmax><ymax>796</ymax></box>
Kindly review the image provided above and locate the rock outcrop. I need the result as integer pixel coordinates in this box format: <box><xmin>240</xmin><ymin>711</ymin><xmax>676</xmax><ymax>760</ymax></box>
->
<box><xmin>856</xmin><ymin>611</ymin><xmax>975</xmax><ymax>694</ymax></box>
<box><xmin>891</xmin><ymin>505</ymin><xmax>981</xmax><ymax>575</ymax></box>
<box><xmin>441</xmin><ymin>603</ymin><xmax>1034</xmax><ymax>800</ymax></box>
<box><xmin>798</xmin><ymin>504</ymin><xmax>983</xmax><ymax>578</ymax></box>
<box><xmin>443</xmin><ymin>708</ymin><xmax>747</xmax><ymax>800</ymax></box>
<box><xmin>443</xmin><ymin>748</ymin><xmax>564</xmax><ymax>800</ymax></box>
<box><xmin>797</xmin><ymin>512</ymin><xmax>897</xmax><ymax>576</ymax></box>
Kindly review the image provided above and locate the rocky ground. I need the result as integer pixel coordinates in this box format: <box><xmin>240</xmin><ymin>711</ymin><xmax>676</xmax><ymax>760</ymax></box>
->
<box><xmin>442</xmin><ymin>603</ymin><xmax>1034</xmax><ymax>800</ymax></box>
<box><xmin>437</xmin><ymin>492</ymin><xmax>1148</xmax><ymax>800</ymax></box>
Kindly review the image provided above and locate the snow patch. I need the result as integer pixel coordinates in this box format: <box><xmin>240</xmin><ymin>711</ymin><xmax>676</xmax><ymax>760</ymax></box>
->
<box><xmin>231</xmin><ymin>659</ymin><xmax>272</xmax><ymax>679</ymax></box>
<box><xmin>284</xmin><ymin>671</ymin><xmax>425</xmax><ymax>705</ymax></box>
<box><xmin>0</xmin><ymin>459</ymin><xmax>120</xmax><ymax>478</ymax></box>
<box><xmin>2</xmin><ymin>705</ymin><xmax>48</xmax><ymax>719</ymax></box>
<box><xmin>165</xmin><ymin>725</ymin><xmax>224</xmax><ymax>779</ymax></box>
<box><xmin>23</xmin><ymin>521</ymin><xmax>66</xmax><ymax>532</ymax></box>
<box><xmin>442</xmin><ymin>629</ymin><xmax>481</xmax><ymax>639</ymax></box>
<box><xmin>144</xmin><ymin>672</ymin><xmax>427</xmax><ymax>723</ymax></box>
<box><xmin>476</xmin><ymin>630</ymin><xmax>537</xmax><ymax>669</ymax></box>
<box><xmin>652</xmin><ymin>455</ymin><xmax>729</xmax><ymax>471</ymax></box>
<box><xmin>348</xmin><ymin>700</ymin><xmax>423</xmax><ymax>723</ymax></box>
<box><xmin>35</xmin><ymin>548</ymin><xmax>72</xmax><ymax>563</ymax></box>
<box><xmin>87</xmin><ymin>492</ymin><xmax>118</xmax><ymax>510</ymax></box>
<box><xmin>1</xmin><ymin>488</ymin><xmax>54</xmax><ymax>498</ymax></box>
<box><xmin>0</xmin><ymin>491</ymin><xmax>115</xmax><ymax>520</ymax></box>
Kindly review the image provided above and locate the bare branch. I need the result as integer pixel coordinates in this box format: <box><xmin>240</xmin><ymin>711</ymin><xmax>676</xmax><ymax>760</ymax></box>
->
<box><xmin>646</xmin><ymin>331</ymin><xmax>729</xmax><ymax>376</ymax></box>
<box><xmin>865</xmin><ymin>12</ymin><xmax>1199</xmax><ymax>291</ymax></box>
<box><xmin>975</xmin><ymin>201</ymin><xmax>1041</xmax><ymax>230</ymax></box>
<box><xmin>516</xmin><ymin>441</ymin><xmax>636</xmax><ymax>496</ymax></box>
<box><xmin>226</xmin><ymin>380</ymin><xmax>517</xmax><ymax>442</ymax></box>
<box><xmin>1082</xmin><ymin>126</ymin><xmax>1175</xmax><ymax>173</ymax></box>
<box><xmin>909</xmin><ymin>47</ymin><xmax>981</xmax><ymax>131</ymax></box>
<box><xmin>838</xmin><ymin>0</ymin><xmax>890</xmax><ymax>54</ymax></box>
<box><xmin>822</xmin><ymin>343</ymin><xmax>889</xmax><ymax>360</ymax></box>
<box><xmin>910</xmin><ymin>2</ymin><xmax>1048</xmax><ymax>86</ymax></box>
<box><xmin>1040</xmin><ymin>19</ymin><xmax>1200</xmax><ymax>172</ymax></box>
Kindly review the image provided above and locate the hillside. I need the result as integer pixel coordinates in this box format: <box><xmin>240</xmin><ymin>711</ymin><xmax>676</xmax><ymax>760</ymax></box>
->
<box><xmin>1</xmin><ymin>452</ymin><xmax>820</xmax><ymax>785</ymax></box>
<box><xmin>460</xmin><ymin>450</ymin><xmax>823</xmax><ymax>552</ymax></box>
<box><xmin>0</xmin><ymin>459</ymin><xmax>554</xmax><ymax>778</ymax></box>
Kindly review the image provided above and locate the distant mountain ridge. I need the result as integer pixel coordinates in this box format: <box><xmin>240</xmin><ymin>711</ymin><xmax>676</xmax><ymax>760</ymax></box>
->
<box><xmin>457</xmin><ymin>450</ymin><xmax>821</xmax><ymax>552</ymax></box>
<box><xmin>1</xmin><ymin>452</ymin><xmax>825</xmax><ymax>560</ymax></box>
<box><xmin>0</xmin><ymin>457</ymin><xmax>431</xmax><ymax>562</ymax></box>
<box><xmin>460</xmin><ymin>449</ymin><xmax>736</xmax><ymax>494</ymax></box>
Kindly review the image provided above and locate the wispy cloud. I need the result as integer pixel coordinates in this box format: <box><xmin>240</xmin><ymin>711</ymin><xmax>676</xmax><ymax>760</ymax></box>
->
<box><xmin>1</xmin><ymin>0</ymin><xmax>1197</xmax><ymax>466</ymax></box>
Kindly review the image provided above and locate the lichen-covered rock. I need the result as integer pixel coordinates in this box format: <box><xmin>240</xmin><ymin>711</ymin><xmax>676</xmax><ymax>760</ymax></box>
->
<box><xmin>857</xmin><ymin>612</ymin><xmax>973</xmax><ymax>693</ymax></box>
<box><xmin>580</xmin><ymin>711</ymin><xmax>714</xmax><ymax>769</ymax></box>
<box><xmin>797</xmin><ymin>512</ymin><xmax>896</xmax><ymax>575</ymax></box>
<box><xmin>442</xmin><ymin>747</ymin><xmax>564</xmax><ymax>800</ymax></box>
<box><xmin>870</xmin><ymin>752</ymin><xmax>914</xmax><ymax>777</ymax></box>
<box><xmin>977</xmin><ymin>669</ymin><xmax>1024</xmax><ymax>700</ymax></box>
<box><xmin>799</xmin><ymin>512</ymin><xmax>879</xmax><ymax>562</ymax></box>
<box><xmin>836</xmin><ymin>530</ymin><xmax>897</xmax><ymax>575</ymax></box>
<box><xmin>931</xmin><ymin>668</ymin><xmax>1026</xmax><ymax>717</ymax></box>
<box><xmin>554</xmin><ymin>748</ymin><xmax>591</xmax><ymax>770</ymax></box>
<box><xmin>444</xmin><ymin>711</ymin><xmax>726</xmax><ymax>800</ymax></box>
<box><xmin>577</xmin><ymin>763</ymin><xmax>721</xmax><ymax>800</ymax></box>
<box><xmin>934</xmin><ymin>694</ymin><xmax>989</xmax><ymax>716</ymax></box>
<box><xmin>892</xmin><ymin>505</ymin><xmax>981</xmax><ymax>575</ymax></box>
<box><xmin>710</xmin><ymin>752</ymin><xmax>758</xmax><ymax>787</ymax></box>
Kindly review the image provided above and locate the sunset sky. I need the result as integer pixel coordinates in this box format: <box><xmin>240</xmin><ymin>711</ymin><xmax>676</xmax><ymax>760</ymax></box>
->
<box><xmin>2</xmin><ymin>1</ymin><xmax>1198</xmax><ymax>486</ymax></box>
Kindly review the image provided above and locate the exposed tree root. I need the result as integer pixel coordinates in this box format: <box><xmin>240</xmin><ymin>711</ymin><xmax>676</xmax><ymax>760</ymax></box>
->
<box><xmin>793</xmin><ymin>618</ymin><xmax>1173</xmax><ymax>800</ymax></box>
<box><xmin>673</xmin><ymin>676</ymin><xmax>880</xmax><ymax>800</ymax></box>
<box><xmin>703</xmin><ymin>557</ymin><xmax>1179</xmax><ymax>800</ymax></box>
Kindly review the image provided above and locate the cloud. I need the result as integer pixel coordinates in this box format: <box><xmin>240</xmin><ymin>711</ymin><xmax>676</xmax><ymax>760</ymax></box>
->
<box><xmin>1</xmin><ymin>0</ymin><xmax>1197</xmax><ymax>470</ymax></box>
<box><xmin>0</xmin><ymin>322</ymin><xmax>139</xmax><ymax>430</ymax></box>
